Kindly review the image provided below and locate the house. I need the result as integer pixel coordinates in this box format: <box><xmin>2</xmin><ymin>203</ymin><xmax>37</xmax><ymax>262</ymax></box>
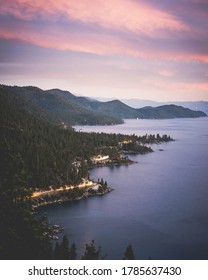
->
<box><xmin>91</xmin><ymin>155</ymin><xmax>109</xmax><ymax>164</ymax></box>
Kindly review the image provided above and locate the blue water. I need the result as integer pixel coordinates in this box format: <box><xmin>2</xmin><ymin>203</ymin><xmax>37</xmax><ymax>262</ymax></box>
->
<box><xmin>41</xmin><ymin>118</ymin><xmax>208</xmax><ymax>259</ymax></box>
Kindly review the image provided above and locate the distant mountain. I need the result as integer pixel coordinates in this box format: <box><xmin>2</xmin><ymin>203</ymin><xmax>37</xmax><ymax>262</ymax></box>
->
<box><xmin>168</xmin><ymin>101</ymin><xmax>208</xmax><ymax>115</ymax></box>
<box><xmin>94</xmin><ymin>97</ymin><xmax>208</xmax><ymax>115</ymax></box>
<box><xmin>0</xmin><ymin>85</ymin><xmax>206</xmax><ymax>126</ymax></box>
<box><xmin>95</xmin><ymin>97</ymin><xmax>160</xmax><ymax>108</ymax></box>
<box><xmin>56</xmin><ymin>91</ymin><xmax>206</xmax><ymax>119</ymax></box>
<box><xmin>84</xmin><ymin>99</ymin><xmax>138</xmax><ymax>119</ymax></box>
<box><xmin>136</xmin><ymin>104</ymin><xmax>206</xmax><ymax>119</ymax></box>
<box><xmin>0</xmin><ymin>85</ymin><xmax>123</xmax><ymax>126</ymax></box>
<box><xmin>121</xmin><ymin>98</ymin><xmax>161</xmax><ymax>108</ymax></box>
<box><xmin>47</xmin><ymin>93</ymin><xmax>137</xmax><ymax>118</ymax></box>
<box><xmin>86</xmin><ymin>99</ymin><xmax>206</xmax><ymax>119</ymax></box>
<box><xmin>118</xmin><ymin>98</ymin><xmax>208</xmax><ymax>115</ymax></box>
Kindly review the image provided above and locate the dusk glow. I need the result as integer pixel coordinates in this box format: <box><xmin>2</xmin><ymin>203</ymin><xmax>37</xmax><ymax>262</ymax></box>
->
<box><xmin>0</xmin><ymin>0</ymin><xmax>208</xmax><ymax>101</ymax></box>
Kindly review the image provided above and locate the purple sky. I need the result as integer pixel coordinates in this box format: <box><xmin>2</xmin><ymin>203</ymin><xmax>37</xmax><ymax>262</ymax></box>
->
<box><xmin>0</xmin><ymin>0</ymin><xmax>208</xmax><ymax>101</ymax></box>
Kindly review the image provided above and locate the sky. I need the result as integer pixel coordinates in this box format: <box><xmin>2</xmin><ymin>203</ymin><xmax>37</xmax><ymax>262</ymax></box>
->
<box><xmin>0</xmin><ymin>0</ymin><xmax>208</xmax><ymax>102</ymax></box>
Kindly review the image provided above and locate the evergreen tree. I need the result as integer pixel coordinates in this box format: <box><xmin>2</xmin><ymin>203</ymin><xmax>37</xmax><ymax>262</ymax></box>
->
<box><xmin>69</xmin><ymin>243</ymin><xmax>77</xmax><ymax>260</ymax></box>
<box><xmin>53</xmin><ymin>237</ymin><xmax>76</xmax><ymax>260</ymax></box>
<box><xmin>81</xmin><ymin>240</ymin><xmax>105</xmax><ymax>260</ymax></box>
<box><xmin>53</xmin><ymin>242</ymin><xmax>60</xmax><ymax>260</ymax></box>
<box><xmin>59</xmin><ymin>235</ymin><xmax>70</xmax><ymax>259</ymax></box>
<box><xmin>123</xmin><ymin>244</ymin><xmax>135</xmax><ymax>260</ymax></box>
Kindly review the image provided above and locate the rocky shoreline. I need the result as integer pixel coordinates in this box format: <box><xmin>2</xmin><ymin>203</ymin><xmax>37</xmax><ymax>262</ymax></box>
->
<box><xmin>31</xmin><ymin>185</ymin><xmax>113</xmax><ymax>209</ymax></box>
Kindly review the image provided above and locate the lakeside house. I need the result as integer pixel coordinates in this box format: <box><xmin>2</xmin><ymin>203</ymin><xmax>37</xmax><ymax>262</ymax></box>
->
<box><xmin>91</xmin><ymin>155</ymin><xmax>110</xmax><ymax>164</ymax></box>
<box><xmin>118</xmin><ymin>140</ymin><xmax>132</xmax><ymax>148</ymax></box>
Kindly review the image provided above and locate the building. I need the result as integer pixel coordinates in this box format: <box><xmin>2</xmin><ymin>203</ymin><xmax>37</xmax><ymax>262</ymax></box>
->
<box><xmin>91</xmin><ymin>155</ymin><xmax>109</xmax><ymax>164</ymax></box>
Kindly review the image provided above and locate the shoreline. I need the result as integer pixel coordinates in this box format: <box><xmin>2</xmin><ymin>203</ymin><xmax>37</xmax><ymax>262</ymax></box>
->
<box><xmin>31</xmin><ymin>181</ymin><xmax>113</xmax><ymax>209</ymax></box>
<box><xmin>32</xmin><ymin>136</ymin><xmax>174</xmax><ymax>210</ymax></box>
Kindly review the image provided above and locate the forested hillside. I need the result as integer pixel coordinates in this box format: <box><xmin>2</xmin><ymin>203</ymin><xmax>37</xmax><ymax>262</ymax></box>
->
<box><xmin>1</xmin><ymin>85</ymin><xmax>163</xmax><ymax>191</ymax></box>
<box><xmin>0</xmin><ymin>85</ymin><xmax>122</xmax><ymax>126</ymax></box>
<box><xmin>1</xmin><ymin>89</ymin><xmax>122</xmax><ymax>189</ymax></box>
<box><xmin>0</xmin><ymin>84</ymin><xmax>173</xmax><ymax>259</ymax></box>
<box><xmin>136</xmin><ymin>104</ymin><xmax>207</xmax><ymax>119</ymax></box>
<box><xmin>0</xmin><ymin>86</ymin><xmax>131</xmax><ymax>259</ymax></box>
<box><xmin>1</xmin><ymin>85</ymin><xmax>206</xmax><ymax>127</ymax></box>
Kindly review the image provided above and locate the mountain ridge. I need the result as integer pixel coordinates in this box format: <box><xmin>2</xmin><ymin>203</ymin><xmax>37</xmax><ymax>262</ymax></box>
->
<box><xmin>130</xmin><ymin>100</ymin><xmax>208</xmax><ymax>115</ymax></box>
<box><xmin>0</xmin><ymin>84</ymin><xmax>206</xmax><ymax>126</ymax></box>
<box><xmin>95</xmin><ymin>97</ymin><xmax>208</xmax><ymax>115</ymax></box>
<box><xmin>0</xmin><ymin>85</ymin><xmax>123</xmax><ymax>126</ymax></box>
<box><xmin>44</xmin><ymin>87</ymin><xmax>207</xmax><ymax>119</ymax></box>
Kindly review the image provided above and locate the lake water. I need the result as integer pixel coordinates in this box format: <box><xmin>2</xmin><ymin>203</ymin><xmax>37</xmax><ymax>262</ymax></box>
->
<box><xmin>41</xmin><ymin>118</ymin><xmax>208</xmax><ymax>259</ymax></box>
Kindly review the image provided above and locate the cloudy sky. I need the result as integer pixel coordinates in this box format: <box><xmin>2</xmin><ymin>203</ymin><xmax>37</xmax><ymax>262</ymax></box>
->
<box><xmin>0</xmin><ymin>0</ymin><xmax>208</xmax><ymax>101</ymax></box>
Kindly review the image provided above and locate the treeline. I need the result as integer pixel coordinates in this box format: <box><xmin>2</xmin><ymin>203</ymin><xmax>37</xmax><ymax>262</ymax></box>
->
<box><xmin>137</xmin><ymin>133</ymin><xmax>173</xmax><ymax>143</ymax></box>
<box><xmin>53</xmin><ymin>236</ymin><xmax>135</xmax><ymax>260</ymax></box>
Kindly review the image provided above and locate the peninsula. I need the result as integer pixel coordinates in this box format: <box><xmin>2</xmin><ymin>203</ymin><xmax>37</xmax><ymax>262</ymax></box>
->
<box><xmin>31</xmin><ymin>179</ymin><xmax>112</xmax><ymax>208</ymax></box>
<box><xmin>30</xmin><ymin>133</ymin><xmax>174</xmax><ymax>208</ymax></box>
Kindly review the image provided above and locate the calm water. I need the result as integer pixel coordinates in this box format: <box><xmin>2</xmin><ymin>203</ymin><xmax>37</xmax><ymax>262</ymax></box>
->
<box><xmin>41</xmin><ymin>118</ymin><xmax>208</xmax><ymax>259</ymax></box>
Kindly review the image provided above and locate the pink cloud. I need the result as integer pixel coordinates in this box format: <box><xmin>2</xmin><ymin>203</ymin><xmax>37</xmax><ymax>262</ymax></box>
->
<box><xmin>148</xmin><ymin>79</ymin><xmax>208</xmax><ymax>94</ymax></box>
<box><xmin>1</xmin><ymin>23</ymin><xmax>208</xmax><ymax>65</ymax></box>
<box><xmin>157</xmin><ymin>70</ymin><xmax>175</xmax><ymax>78</ymax></box>
<box><xmin>0</xmin><ymin>0</ymin><xmax>189</xmax><ymax>34</ymax></box>
<box><xmin>0</xmin><ymin>0</ymin><xmax>207</xmax><ymax>63</ymax></box>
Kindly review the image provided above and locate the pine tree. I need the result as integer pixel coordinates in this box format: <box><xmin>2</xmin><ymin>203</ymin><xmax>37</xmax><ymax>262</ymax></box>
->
<box><xmin>123</xmin><ymin>244</ymin><xmax>135</xmax><ymax>260</ymax></box>
<box><xmin>59</xmin><ymin>235</ymin><xmax>70</xmax><ymax>259</ymax></box>
<box><xmin>81</xmin><ymin>240</ymin><xmax>105</xmax><ymax>260</ymax></box>
<box><xmin>69</xmin><ymin>243</ymin><xmax>77</xmax><ymax>260</ymax></box>
<box><xmin>53</xmin><ymin>242</ymin><xmax>60</xmax><ymax>260</ymax></box>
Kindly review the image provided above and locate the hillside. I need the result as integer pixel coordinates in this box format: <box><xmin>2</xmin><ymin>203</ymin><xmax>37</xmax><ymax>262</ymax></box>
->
<box><xmin>46</xmin><ymin>89</ymin><xmax>137</xmax><ymax>118</ymax></box>
<box><xmin>87</xmin><ymin>99</ymin><xmax>138</xmax><ymax>118</ymax></box>
<box><xmin>119</xmin><ymin>98</ymin><xmax>208</xmax><ymax>115</ymax></box>
<box><xmin>136</xmin><ymin>104</ymin><xmax>207</xmax><ymax>119</ymax></box>
<box><xmin>47</xmin><ymin>89</ymin><xmax>207</xmax><ymax>119</ymax></box>
<box><xmin>1</xmin><ymin>88</ymin><xmax>159</xmax><ymax>189</ymax></box>
<box><xmin>0</xmin><ymin>85</ymin><xmax>206</xmax><ymax>123</ymax></box>
<box><xmin>0</xmin><ymin>85</ymin><xmax>122</xmax><ymax>126</ymax></box>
